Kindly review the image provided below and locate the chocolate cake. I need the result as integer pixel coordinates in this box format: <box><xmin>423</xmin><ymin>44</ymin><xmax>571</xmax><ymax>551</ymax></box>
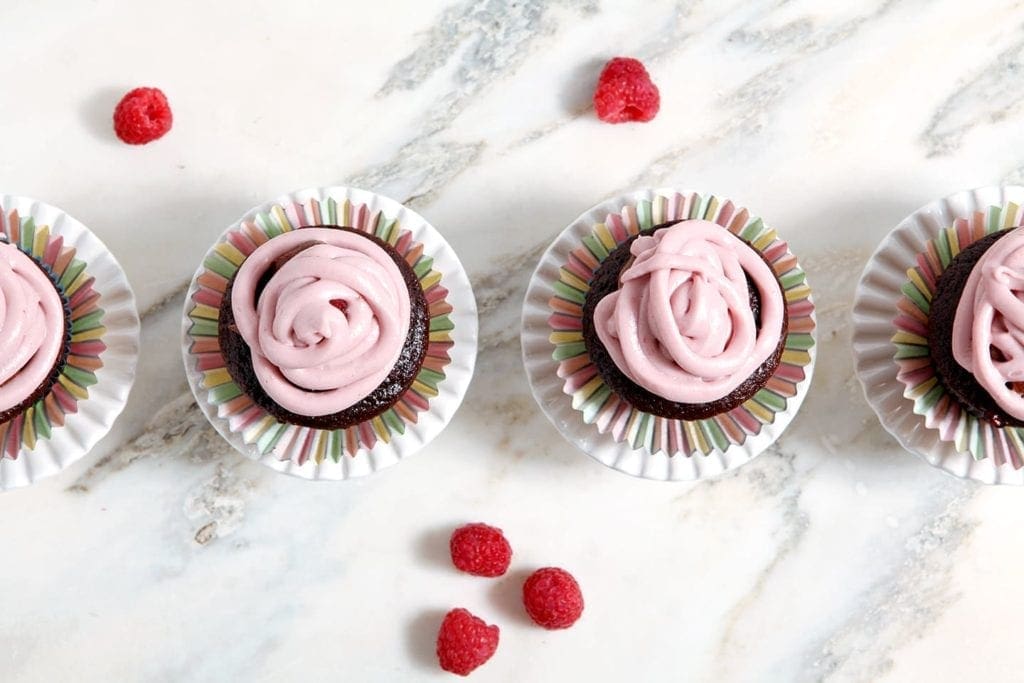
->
<box><xmin>0</xmin><ymin>249</ymin><xmax>72</xmax><ymax>425</ymax></box>
<box><xmin>928</xmin><ymin>228</ymin><xmax>1024</xmax><ymax>428</ymax></box>
<box><xmin>218</xmin><ymin>226</ymin><xmax>428</xmax><ymax>430</ymax></box>
<box><xmin>581</xmin><ymin>220</ymin><xmax>787</xmax><ymax>420</ymax></box>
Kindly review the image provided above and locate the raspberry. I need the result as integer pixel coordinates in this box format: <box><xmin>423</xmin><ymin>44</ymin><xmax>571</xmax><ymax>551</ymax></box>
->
<box><xmin>436</xmin><ymin>608</ymin><xmax>499</xmax><ymax>676</ymax></box>
<box><xmin>593</xmin><ymin>57</ymin><xmax>660</xmax><ymax>123</ymax></box>
<box><xmin>112</xmin><ymin>87</ymin><xmax>173</xmax><ymax>144</ymax></box>
<box><xmin>522</xmin><ymin>567</ymin><xmax>584</xmax><ymax>629</ymax></box>
<box><xmin>449</xmin><ymin>523</ymin><xmax>512</xmax><ymax>577</ymax></box>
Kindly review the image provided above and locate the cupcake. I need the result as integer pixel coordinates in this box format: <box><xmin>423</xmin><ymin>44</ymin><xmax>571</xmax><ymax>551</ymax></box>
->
<box><xmin>0</xmin><ymin>195</ymin><xmax>139</xmax><ymax>491</ymax></box>
<box><xmin>183</xmin><ymin>187</ymin><xmax>477</xmax><ymax>480</ymax></box>
<box><xmin>522</xmin><ymin>189</ymin><xmax>816</xmax><ymax>481</ymax></box>
<box><xmin>858</xmin><ymin>186</ymin><xmax>1024</xmax><ymax>484</ymax></box>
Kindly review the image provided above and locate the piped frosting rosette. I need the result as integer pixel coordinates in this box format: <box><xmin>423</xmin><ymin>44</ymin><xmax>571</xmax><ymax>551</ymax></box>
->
<box><xmin>886</xmin><ymin>194</ymin><xmax>1024</xmax><ymax>479</ymax></box>
<box><xmin>182</xmin><ymin>187</ymin><xmax>478</xmax><ymax>481</ymax></box>
<box><xmin>521</xmin><ymin>189</ymin><xmax>816</xmax><ymax>481</ymax></box>
<box><xmin>0</xmin><ymin>196</ymin><xmax>139</xmax><ymax>492</ymax></box>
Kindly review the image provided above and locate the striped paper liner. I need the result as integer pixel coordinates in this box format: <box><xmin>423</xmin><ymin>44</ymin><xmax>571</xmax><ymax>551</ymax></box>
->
<box><xmin>547</xmin><ymin>191</ymin><xmax>816</xmax><ymax>457</ymax></box>
<box><xmin>892</xmin><ymin>201</ymin><xmax>1024</xmax><ymax>468</ymax></box>
<box><xmin>0</xmin><ymin>204</ymin><xmax>106</xmax><ymax>458</ymax></box>
<box><xmin>184</xmin><ymin>196</ymin><xmax>455</xmax><ymax>467</ymax></box>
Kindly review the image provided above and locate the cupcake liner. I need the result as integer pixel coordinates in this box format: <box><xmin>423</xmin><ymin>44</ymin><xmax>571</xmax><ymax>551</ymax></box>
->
<box><xmin>181</xmin><ymin>187</ymin><xmax>478</xmax><ymax>480</ymax></box>
<box><xmin>853</xmin><ymin>186</ymin><xmax>1024</xmax><ymax>485</ymax></box>
<box><xmin>521</xmin><ymin>189</ymin><xmax>817</xmax><ymax>481</ymax></box>
<box><xmin>0</xmin><ymin>196</ymin><xmax>140</xmax><ymax>491</ymax></box>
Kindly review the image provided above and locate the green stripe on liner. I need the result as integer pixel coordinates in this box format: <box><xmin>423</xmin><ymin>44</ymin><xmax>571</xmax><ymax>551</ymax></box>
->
<box><xmin>581</xmin><ymin>385</ymin><xmax>611</xmax><ymax>424</ymax></box>
<box><xmin>190</xmin><ymin>318</ymin><xmax>219</xmax><ymax>337</ymax></box>
<box><xmin>257</xmin><ymin>423</ymin><xmax>286</xmax><ymax>454</ymax></box>
<box><xmin>637</xmin><ymin>200</ymin><xmax>653</xmax><ymax>230</ymax></box>
<box><xmin>740</xmin><ymin>218</ymin><xmax>764</xmax><ymax>242</ymax></box>
<box><xmin>701</xmin><ymin>418</ymin><xmax>730</xmax><ymax>452</ymax></box>
<box><xmin>785</xmin><ymin>333</ymin><xmax>816</xmax><ymax>351</ymax></box>
<box><xmin>582</xmin><ymin>235</ymin><xmax>609</xmax><ymax>261</ymax></box>
<box><xmin>779</xmin><ymin>271</ymin><xmax>806</xmax><ymax>289</ymax></box>
<box><xmin>429</xmin><ymin>316</ymin><xmax>454</xmax><ymax>333</ymax></box>
<box><xmin>33</xmin><ymin>400</ymin><xmax>51</xmax><ymax>440</ymax></box>
<box><xmin>376</xmin><ymin>217</ymin><xmax>395</xmax><ymax>240</ymax></box>
<box><xmin>552</xmin><ymin>281</ymin><xmax>586</xmax><ymax>304</ymax></box>
<box><xmin>631</xmin><ymin>412</ymin><xmax>651</xmax><ymax>449</ymax></box>
<box><xmin>753</xmin><ymin>388</ymin><xmax>787</xmax><ymax>412</ymax></box>
<box><xmin>72</xmin><ymin>310</ymin><xmax>105</xmax><ymax>333</ymax></box>
<box><xmin>259</xmin><ymin>212</ymin><xmax>283</xmax><ymax>238</ymax></box>
<box><xmin>988</xmin><ymin>206</ymin><xmax>1001</xmax><ymax>233</ymax></box>
<box><xmin>552</xmin><ymin>341</ymin><xmax>586</xmax><ymax>361</ymax></box>
<box><xmin>687</xmin><ymin>194</ymin><xmax>702</xmax><ymax>219</ymax></box>
<box><xmin>1008</xmin><ymin>428</ymin><xmax>1024</xmax><ymax>462</ymax></box>
<box><xmin>329</xmin><ymin>431</ymin><xmax>343</xmax><ymax>463</ymax></box>
<box><xmin>59</xmin><ymin>259</ymin><xmax>87</xmax><ymax>290</ymax></box>
<box><xmin>935</xmin><ymin>229</ymin><xmax>952</xmax><ymax>267</ymax></box>
<box><xmin>900</xmin><ymin>282</ymin><xmax>930</xmax><ymax>314</ymax></box>
<box><xmin>415</xmin><ymin>368</ymin><xmax>444</xmax><ymax>389</ymax></box>
<box><xmin>203</xmin><ymin>252</ymin><xmax>238</xmax><ymax>279</ymax></box>
<box><xmin>894</xmin><ymin>344</ymin><xmax>929</xmax><ymax>359</ymax></box>
<box><xmin>20</xmin><ymin>217</ymin><xmax>35</xmax><ymax>251</ymax></box>
<box><xmin>327</xmin><ymin>197</ymin><xmax>338</xmax><ymax>225</ymax></box>
<box><xmin>209</xmin><ymin>382</ymin><xmax>243</xmax><ymax>404</ymax></box>
<box><xmin>917</xmin><ymin>382</ymin><xmax>945</xmax><ymax>411</ymax></box>
<box><xmin>382</xmin><ymin>409</ymin><xmax>405</xmax><ymax>435</ymax></box>
<box><xmin>62</xmin><ymin>366</ymin><xmax>98</xmax><ymax>388</ymax></box>
<box><xmin>413</xmin><ymin>257</ymin><xmax>434</xmax><ymax>279</ymax></box>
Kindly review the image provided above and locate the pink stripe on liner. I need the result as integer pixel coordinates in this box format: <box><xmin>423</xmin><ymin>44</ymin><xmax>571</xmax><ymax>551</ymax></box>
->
<box><xmin>992</xmin><ymin>427</ymin><xmax>1007</xmax><ymax>468</ymax></box>
<box><xmin>42</xmin><ymin>235</ymin><xmax>63</xmax><ymax>266</ymax></box>
<box><xmin>358</xmin><ymin>421</ymin><xmax>376</xmax><ymax>450</ymax></box>
<box><xmin>227</xmin><ymin>230</ymin><xmax>257</xmax><ymax>256</ymax></box>
<box><xmin>296</xmin><ymin>428</ymin><xmax>316</xmax><ymax>466</ymax></box>
<box><xmin>563</xmin><ymin>260</ymin><xmax>592</xmax><ymax>282</ymax></box>
<box><xmin>762</xmin><ymin>241</ymin><xmax>789</xmax><ymax>263</ymax></box>
<box><xmin>894</xmin><ymin>314</ymin><xmax>928</xmax><ymax>337</ymax></box>
<box><xmin>293</xmin><ymin>201</ymin><xmax>309</xmax><ymax>227</ymax></box>
<box><xmin>773</xmin><ymin>364</ymin><xmax>806</xmax><ymax>383</ymax></box>
<box><xmin>194</xmin><ymin>289</ymin><xmax>222</xmax><ymax>308</ymax></box>
<box><xmin>195</xmin><ymin>353</ymin><xmax>225</xmax><ymax>371</ymax></box>
<box><xmin>67</xmin><ymin>280</ymin><xmax>96</xmax><ymax>308</ymax></box>
<box><xmin>787</xmin><ymin>299</ymin><xmax>816</xmax><ymax>316</ymax></box>
<box><xmin>395</xmin><ymin>232</ymin><xmax>413</xmax><ymax>254</ymax></box>
<box><xmin>564</xmin><ymin>366</ymin><xmax>598</xmax><ymax>393</ymax></box>
<box><xmin>897</xmin><ymin>365</ymin><xmax>933</xmax><ymax>387</ymax></box>
<box><xmin>607</xmin><ymin>213</ymin><xmax>627</xmax><ymax>243</ymax></box>
<box><xmin>730</xmin><ymin>405</ymin><xmax>761</xmax><ymax>434</ymax></box>
<box><xmin>548</xmin><ymin>314</ymin><xmax>582</xmax><ymax>331</ymax></box>
<box><xmin>352</xmin><ymin>204</ymin><xmax>368</xmax><ymax>230</ymax></box>
<box><xmin>69</xmin><ymin>340</ymin><xmax>106</xmax><ymax>356</ymax></box>
<box><xmin>425</xmin><ymin>286</ymin><xmax>450</xmax><ymax>305</ymax></box>
<box><xmin>716</xmin><ymin>201</ymin><xmax>735</xmax><ymax>228</ymax></box>
<box><xmin>915</xmin><ymin>253</ymin><xmax>937</xmax><ymax>288</ymax></box>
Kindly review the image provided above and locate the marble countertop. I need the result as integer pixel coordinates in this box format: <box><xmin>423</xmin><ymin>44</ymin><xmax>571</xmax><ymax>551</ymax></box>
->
<box><xmin>3</xmin><ymin>0</ymin><xmax>1024</xmax><ymax>680</ymax></box>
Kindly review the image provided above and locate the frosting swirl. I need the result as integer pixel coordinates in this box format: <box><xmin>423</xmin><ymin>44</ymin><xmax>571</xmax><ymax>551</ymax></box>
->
<box><xmin>231</xmin><ymin>228</ymin><xmax>411</xmax><ymax>417</ymax></box>
<box><xmin>952</xmin><ymin>228</ymin><xmax>1024</xmax><ymax>420</ymax></box>
<box><xmin>0</xmin><ymin>241</ymin><xmax>65</xmax><ymax>413</ymax></box>
<box><xmin>593</xmin><ymin>220</ymin><xmax>785</xmax><ymax>403</ymax></box>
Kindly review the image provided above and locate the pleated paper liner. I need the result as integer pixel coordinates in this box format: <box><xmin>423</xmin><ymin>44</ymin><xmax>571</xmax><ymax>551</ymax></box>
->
<box><xmin>894</xmin><ymin>200</ymin><xmax>1024</xmax><ymax>465</ymax></box>
<box><xmin>0</xmin><ymin>196</ymin><xmax>140</xmax><ymax>491</ymax></box>
<box><xmin>182</xmin><ymin>187</ymin><xmax>478</xmax><ymax>481</ymax></box>
<box><xmin>853</xmin><ymin>186</ymin><xmax>1024</xmax><ymax>485</ymax></box>
<box><xmin>521</xmin><ymin>189</ymin><xmax>817</xmax><ymax>481</ymax></box>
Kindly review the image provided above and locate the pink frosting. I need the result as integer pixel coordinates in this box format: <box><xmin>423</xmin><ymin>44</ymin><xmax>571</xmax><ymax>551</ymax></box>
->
<box><xmin>952</xmin><ymin>228</ymin><xmax>1024</xmax><ymax>419</ymax></box>
<box><xmin>593</xmin><ymin>219</ymin><xmax>785</xmax><ymax>403</ymax></box>
<box><xmin>0</xmin><ymin>241</ymin><xmax>65</xmax><ymax>413</ymax></box>
<box><xmin>231</xmin><ymin>228</ymin><xmax>411</xmax><ymax>417</ymax></box>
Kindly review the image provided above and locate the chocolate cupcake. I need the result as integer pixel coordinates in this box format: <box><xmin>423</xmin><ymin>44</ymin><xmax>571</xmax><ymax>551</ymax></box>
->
<box><xmin>927</xmin><ymin>228</ymin><xmax>1024</xmax><ymax>428</ymax></box>
<box><xmin>217</xmin><ymin>226</ymin><xmax>429</xmax><ymax>430</ymax></box>
<box><xmin>581</xmin><ymin>219</ymin><xmax>788</xmax><ymax>420</ymax></box>
<box><xmin>523</xmin><ymin>189</ymin><xmax>816</xmax><ymax>481</ymax></box>
<box><xmin>0</xmin><ymin>237</ymin><xmax>73</xmax><ymax>425</ymax></box>
<box><xmin>0</xmin><ymin>195</ymin><xmax>139</xmax><ymax>491</ymax></box>
<box><xmin>183</xmin><ymin>187</ymin><xmax>478</xmax><ymax>480</ymax></box>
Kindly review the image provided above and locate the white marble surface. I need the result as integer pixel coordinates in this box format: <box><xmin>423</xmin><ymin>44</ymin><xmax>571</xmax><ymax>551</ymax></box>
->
<box><xmin>3</xmin><ymin>0</ymin><xmax>1024</xmax><ymax>680</ymax></box>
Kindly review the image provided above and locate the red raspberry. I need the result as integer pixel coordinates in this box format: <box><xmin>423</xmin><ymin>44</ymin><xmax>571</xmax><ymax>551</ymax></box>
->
<box><xmin>449</xmin><ymin>523</ymin><xmax>512</xmax><ymax>577</ymax></box>
<box><xmin>112</xmin><ymin>87</ymin><xmax>173</xmax><ymax>144</ymax></box>
<box><xmin>522</xmin><ymin>567</ymin><xmax>584</xmax><ymax>629</ymax></box>
<box><xmin>593</xmin><ymin>57</ymin><xmax>660</xmax><ymax>123</ymax></box>
<box><xmin>436</xmin><ymin>608</ymin><xmax>500</xmax><ymax>676</ymax></box>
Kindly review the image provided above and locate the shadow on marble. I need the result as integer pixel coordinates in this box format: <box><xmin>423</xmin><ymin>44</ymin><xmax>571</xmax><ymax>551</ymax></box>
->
<box><xmin>405</xmin><ymin>608</ymin><xmax>449</xmax><ymax>672</ymax></box>
<box><xmin>560</xmin><ymin>56</ymin><xmax>605</xmax><ymax>116</ymax></box>
<box><xmin>414</xmin><ymin>524</ymin><xmax>459</xmax><ymax>571</ymax></box>
<box><xmin>78</xmin><ymin>86</ymin><xmax>129</xmax><ymax>144</ymax></box>
<box><xmin>487</xmin><ymin>567</ymin><xmax>535</xmax><ymax>628</ymax></box>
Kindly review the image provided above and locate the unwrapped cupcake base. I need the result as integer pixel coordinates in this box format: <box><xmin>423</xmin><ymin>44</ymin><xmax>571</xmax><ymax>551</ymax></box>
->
<box><xmin>181</xmin><ymin>187</ymin><xmax>478</xmax><ymax>481</ymax></box>
<box><xmin>853</xmin><ymin>186</ymin><xmax>1024</xmax><ymax>485</ymax></box>
<box><xmin>0</xmin><ymin>196</ymin><xmax>140</xmax><ymax>491</ymax></box>
<box><xmin>521</xmin><ymin>189</ymin><xmax>817</xmax><ymax>481</ymax></box>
